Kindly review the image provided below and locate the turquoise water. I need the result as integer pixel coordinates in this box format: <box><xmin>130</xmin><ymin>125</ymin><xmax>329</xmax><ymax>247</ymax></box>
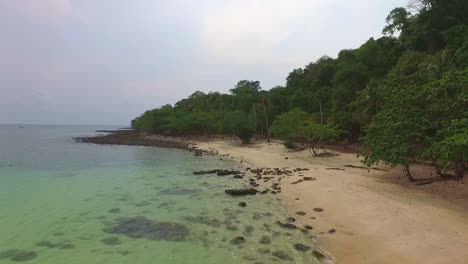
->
<box><xmin>0</xmin><ymin>125</ymin><xmax>322</xmax><ymax>264</ymax></box>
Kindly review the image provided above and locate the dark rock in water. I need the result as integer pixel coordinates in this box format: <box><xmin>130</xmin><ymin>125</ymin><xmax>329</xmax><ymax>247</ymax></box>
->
<box><xmin>238</xmin><ymin>202</ymin><xmax>247</xmax><ymax>207</ymax></box>
<box><xmin>276</xmin><ymin>221</ymin><xmax>297</xmax><ymax>230</ymax></box>
<box><xmin>259</xmin><ymin>235</ymin><xmax>271</xmax><ymax>244</ymax></box>
<box><xmin>1</xmin><ymin>250</ymin><xmax>38</xmax><ymax>262</ymax></box>
<box><xmin>135</xmin><ymin>201</ymin><xmax>151</xmax><ymax>207</ymax></box>
<box><xmin>328</xmin><ymin>228</ymin><xmax>336</xmax><ymax>234</ymax></box>
<box><xmin>108</xmin><ymin>208</ymin><xmax>121</xmax><ymax>214</ymax></box>
<box><xmin>233</xmin><ymin>175</ymin><xmax>244</xmax><ymax>179</ymax></box>
<box><xmin>194</xmin><ymin>149</ymin><xmax>203</xmax><ymax>156</ymax></box>
<box><xmin>313</xmin><ymin>208</ymin><xmax>324</xmax><ymax>212</ymax></box>
<box><xmin>183</xmin><ymin>216</ymin><xmax>222</xmax><ymax>227</ymax></box>
<box><xmin>230</xmin><ymin>236</ymin><xmax>246</xmax><ymax>245</ymax></box>
<box><xmin>159</xmin><ymin>188</ymin><xmax>198</xmax><ymax>195</ymax></box>
<box><xmin>104</xmin><ymin>216</ymin><xmax>189</xmax><ymax>242</ymax></box>
<box><xmin>101</xmin><ymin>237</ymin><xmax>122</xmax><ymax>245</ymax></box>
<box><xmin>225</xmin><ymin>188</ymin><xmax>257</xmax><ymax>196</ymax></box>
<box><xmin>296</xmin><ymin>211</ymin><xmax>306</xmax><ymax>216</ymax></box>
<box><xmin>286</xmin><ymin>217</ymin><xmax>296</xmax><ymax>223</ymax></box>
<box><xmin>243</xmin><ymin>226</ymin><xmax>255</xmax><ymax>236</ymax></box>
<box><xmin>293</xmin><ymin>243</ymin><xmax>311</xmax><ymax>252</ymax></box>
<box><xmin>257</xmin><ymin>248</ymin><xmax>271</xmax><ymax>254</ymax></box>
<box><xmin>312</xmin><ymin>250</ymin><xmax>327</xmax><ymax>260</ymax></box>
<box><xmin>193</xmin><ymin>169</ymin><xmax>221</xmax><ymax>175</ymax></box>
<box><xmin>36</xmin><ymin>241</ymin><xmax>55</xmax><ymax>248</ymax></box>
<box><xmin>0</xmin><ymin>249</ymin><xmax>19</xmax><ymax>259</ymax></box>
<box><xmin>304</xmin><ymin>225</ymin><xmax>313</xmax><ymax>230</ymax></box>
<box><xmin>217</xmin><ymin>170</ymin><xmax>241</xmax><ymax>176</ymax></box>
<box><xmin>271</xmin><ymin>250</ymin><xmax>293</xmax><ymax>261</ymax></box>
<box><xmin>55</xmin><ymin>242</ymin><xmax>75</xmax><ymax>249</ymax></box>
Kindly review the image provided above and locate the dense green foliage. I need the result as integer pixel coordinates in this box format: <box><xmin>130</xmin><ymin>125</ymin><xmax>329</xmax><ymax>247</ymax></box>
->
<box><xmin>133</xmin><ymin>0</ymin><xmax>467</xmax><ymax>180</ymax></box>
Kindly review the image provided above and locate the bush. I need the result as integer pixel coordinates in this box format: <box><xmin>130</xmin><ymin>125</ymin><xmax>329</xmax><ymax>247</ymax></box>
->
<box><xmin>283</xmin><ymin>140</ymin><xmax>298</xmax><ymax>150</ymax></box>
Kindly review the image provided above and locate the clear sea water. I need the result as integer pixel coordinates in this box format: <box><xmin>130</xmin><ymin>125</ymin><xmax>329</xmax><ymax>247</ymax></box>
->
<box><xmin>0</xmin><ymin>125</ymin><xmax>322</xmax><ymax>264</ymax></box>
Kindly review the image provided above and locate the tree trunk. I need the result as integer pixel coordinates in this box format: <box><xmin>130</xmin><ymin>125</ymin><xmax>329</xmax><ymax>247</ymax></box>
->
<box><xmin>404</xmin><ymin>164</ymin><xmax>415</xmax><ymax>181</ymax></box>
<box><xmin>252</xmin><ymin>104</ymin><xmax>258</xmax><ymax>141</ymax></box>
<box><xmin>454</xmin><ymin>155</ymin><xmax>465</xmax><ymax>182</ymax></box>
<box><xmin>261</xmin><ymin>98</ymin><xmax>270</xmax><ymax>142</ymax></box>
<box><xmin>308</xmin><ymin>146</ymin><xmax>318</xmax><ymax>157</ymax></box>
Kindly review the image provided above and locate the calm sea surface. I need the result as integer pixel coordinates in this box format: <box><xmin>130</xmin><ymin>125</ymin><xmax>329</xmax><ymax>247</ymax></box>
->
<box><xmin>0</xmin><ymin>125</ymin><xmax>322</xmax><ymax>264</ymax></box>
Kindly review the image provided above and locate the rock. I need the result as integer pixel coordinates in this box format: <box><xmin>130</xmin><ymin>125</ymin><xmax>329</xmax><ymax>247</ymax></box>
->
<box><xmin>243</xmin><ymin>226</ymin><xmax>255</xmax><ymax>236</ymax></box>
<box><xmin>238</xmin><ymin>202</ymin><xmax>247</xmax><ymax>207</ymax></box>
<box><xmin>303</xmin><ymin>177</ymin><xmax>316</xmax><ymax>181</ymax></box>
<box><xmin>225</xmin><ymin>188</ymin><xmax>257</xmax><ymax>196</ymax></box>
<box><xmin>285</xmin><ymin>157</ymin><xmax>289</xmax><ymax>160</ymax></box>
<box><xmin>328</xmin><ymin>228</ymin><xmax>336</xmax><ymax>234</ymax></box>
<box><xmin>104</xmin><ymin>216</ymin><xmax>189</xmax><ymax>241</ymax></box>
<box><xmin>286</xmin><ymin>217</ymin><xmax>296</xmax><ymax>223</ymax></box>
<box><xmin>230</xmin><ymin>236</ymin><xmax>246</xmax><ymax>245</ymax></box>
<box><xmin>257</xmin><ymin>248</ymin><xmax>270</xmax><ymax>254</ymax></box>
<box><xmin>312</xmin><ymin>250</ymin><xmax>327</xmax><ymax>260</ymax></box>
<box><xmin>0</xmin><ymin>250</ymin><xmax>38</xmax><ymax>262</ymax></box>
<box><xmin>304</xmin><ymin>225</ymin><xmax>313</xmax><ymax>230</ymax></box>
<box><xmin>217</xmin><ymin>170</ymin><xmax>241</xmax><ymax>176</ymax></box>
<box><xmin>36</xmin><ymin>241</ymin><xmax>55</xmax><ymax>248</ymax></box>
<box><xmin>291</xmin><ymin>179</ymin><xmax>303</xmax><ymax>184</ymax></box>
<box><xmin>276</xmin><ymin>221</ymin><xmax>297</xmax><ymax>230</ymax></box>
<box><xmin>271</xmin><ymin>250</ymin><xmax>293</xmax><ymax>261</ymax></box>
<box><xmin>296</xmin><ymin>211</ymin><xmax>306</xmax><ymax>216</ymax></box>
<box><xmin>313</xmin><ymin>208</ymin><xmax>324</xmax><ymax>212</ymax></box>
<box><xmin>194</xmin><ymin>149</ymin><xmax>203</xmax><ymax>156</ymax></box>
<box><xmin>259</xmin><ymin>235</ymin><xmax>271</xmax><ymax>244</ymax></box>
<box><xmin>183</xmin><ymin>216</ymin><xmax>222</xmax><ymax>227</ymax></box>
<box><xmin>293</xmin><ymin>243</ymin><xmax>311</xmax><ymax>252</ymax></box>
<box><xmin>233</xmin><ymin>175</ymin><xmax>244</xmax><ymax>179</ymax></box>
<box><xmin>101</xmin><ymin>237</ymin><xmax>122</xmax><ymax>245</ymax></box>
<box><xmin>159</xmin><ymin>188</ymin><xmax>198</xmax><ymax>195</ymax></box>
<box><xmin>108</xmin><ymin>208</ymin><xmax>120</xmax><ymax>214</ymax></box>
<box><xmin>193</xmin><ymin>169</ymin><xmax>221</xmax><ymax>175</ymax></box>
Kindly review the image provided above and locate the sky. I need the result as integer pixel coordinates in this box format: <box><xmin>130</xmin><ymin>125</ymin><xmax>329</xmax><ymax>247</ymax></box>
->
<box><xmin>0</xmin><ymin>0</ymin><xmax>407</xmax><ymax>125</ymax></box>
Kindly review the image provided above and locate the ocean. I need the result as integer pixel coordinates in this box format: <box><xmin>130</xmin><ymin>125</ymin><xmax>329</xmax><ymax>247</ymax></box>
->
<box><xmin>0</xmin><ymin>125</ymin><xmax>322</xmax><ymax>264</ymax></box>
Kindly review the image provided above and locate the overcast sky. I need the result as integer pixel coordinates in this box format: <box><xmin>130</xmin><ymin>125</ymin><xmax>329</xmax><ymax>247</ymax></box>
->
<box><xmin>0</xmin><ymin>0</ymin><xmax>407</xmax><ymax>125</ymax></box>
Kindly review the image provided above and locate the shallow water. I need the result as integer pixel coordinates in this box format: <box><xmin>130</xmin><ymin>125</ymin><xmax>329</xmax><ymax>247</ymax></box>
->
<box><xmin>0</xmin><ymin>125</ymin><xmax>322</xmax><ymax>263</ymax></box>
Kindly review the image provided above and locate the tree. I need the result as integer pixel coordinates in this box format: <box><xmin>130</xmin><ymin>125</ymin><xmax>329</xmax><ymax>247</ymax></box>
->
<box><xmin>271</xmin><ymin>109</ymin><xmax>344</xmax><ymax>156</ymax></box>
<box><xmin>225</xmin><ymin>111</ymin><xmax>254</xmax><ymax>144</ymax></box>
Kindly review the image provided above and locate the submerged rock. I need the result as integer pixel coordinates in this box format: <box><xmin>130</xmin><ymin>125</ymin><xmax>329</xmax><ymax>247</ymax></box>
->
<box><xmin>217</xmin><ymin>170</ymin><xmax>241</xmax><ymax>176</ymax></box>
<box><xmin>238</xmin><ymin>202</ymin><xmax>247</xmax><ymax>207</ymax></box>
<box><xmin>104</xmin><ymin>216</ymin><xmax>189</xmax><ymax>242</ymax></box>
<box><xmin>225</xmin><ymin>188</ymin><xmax>257</xmax><ymax>196</ymax></box>
<box><xmin>259</xmin><ymin>235</ymin><xmax>271</xmax><ymax>244</ymax></box>
<box><xmin>230</xmin><ymin>236</ymin><xmax>246</xmax><ymax>245</ymax></box>
<box><xmin>0</xmin><ymin>250</ymin><xmax>38</xmax><ymax>262</ymax></box>
<box><xmin>108</xmin><ymin>208</ymin><xmax>121</xmax><ymax>214</ymax></box>
<box><xmin>183</xmin><ymin>216</ymin><xmax>222</xmax><ymax>227</ymax></box>
<box><xmin>159</xmin><ymin>188</ymin><xmax>198</xmax><ymax>195</ymax></box>
<box><xmin>100</xmin><ymin>237</ymin><xmax>122</xmax><ymax>245</ymax></box>
<box><xmin>276</xmin><ymin>221</ymin><xmax>297</xmax><ymax>230</ymax></box>
<box><xmin>293</xmin><ymin>243</ymin><xmax>311</xmax><ymax>252</ymax></box>
<box><xmin>271</xmin><ymin>250</ymin><xmax>293</xmax><ymax>261</ymax></box>
<box><xmin>313</xmin><ymin>208</ymin><xmax>324</xmax><ymax>212</ymax></box>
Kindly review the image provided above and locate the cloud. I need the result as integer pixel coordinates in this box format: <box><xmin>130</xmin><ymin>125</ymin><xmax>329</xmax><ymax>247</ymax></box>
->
<box><xmin>0</xmin><ymin>0</ymin><xmax>72</xmax><ymax>21</ymax></box>
<box><xmin>200</xmin><ymin>0</ymin><xmax>326</xmax><ymax>64</ymax></box>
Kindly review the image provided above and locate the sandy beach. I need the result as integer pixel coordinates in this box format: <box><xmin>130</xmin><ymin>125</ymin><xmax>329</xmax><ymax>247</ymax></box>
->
<box><xmin>195</xmin><ymin>138</ymin><xmax>468</xmax><ymax>264</ymax></box>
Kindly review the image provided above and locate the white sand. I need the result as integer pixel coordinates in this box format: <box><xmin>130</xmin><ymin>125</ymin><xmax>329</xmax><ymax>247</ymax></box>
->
<box><xmin>195</xmin><ymin>138</ymin><xmax>468</xmax><ymax>264</ymax></box>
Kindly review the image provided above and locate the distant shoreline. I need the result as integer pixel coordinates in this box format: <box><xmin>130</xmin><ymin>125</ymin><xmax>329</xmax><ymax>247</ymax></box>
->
<box><xmin>74</xmin><ymin>130</ymin><xmax>194</xmax><ymax>150</ymax></box>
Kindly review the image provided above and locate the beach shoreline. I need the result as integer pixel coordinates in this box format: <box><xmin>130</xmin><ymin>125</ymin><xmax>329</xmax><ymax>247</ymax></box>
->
<box><xmin>77</xmin><ymin>131</ymin><xmax>468</xmax><ymax>264</ymax></box>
